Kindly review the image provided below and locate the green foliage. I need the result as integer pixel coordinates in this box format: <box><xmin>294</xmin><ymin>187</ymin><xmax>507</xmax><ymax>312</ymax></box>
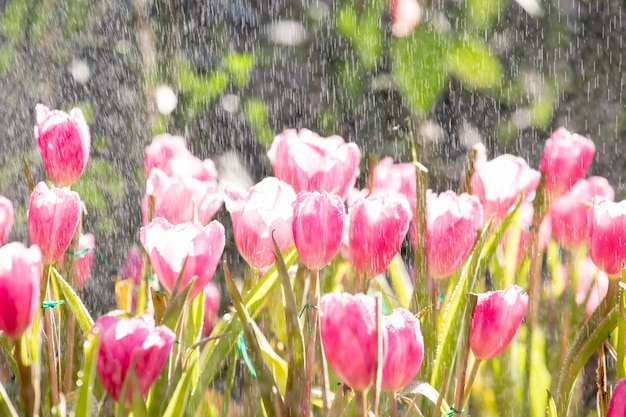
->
<box><xmin>244</xmin><ymin>98</ymin><xmax>274</xmax><ymax>147</ymax></box>
<box><xmin>447</xmin><ymin>36</ymin><xmax>504</xmax><ymax>90</ymax></box>
<box><xmin>224</xmin><ymin>52</ymin><xmax>255</xmax><ymax>89</ymax></box>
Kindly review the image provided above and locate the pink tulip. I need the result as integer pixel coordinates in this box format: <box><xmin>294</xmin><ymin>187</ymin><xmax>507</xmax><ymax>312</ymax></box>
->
<box><xmin>0</xmin><ymin>243</ymin><xmax>42</xmax><ymax>340</ymax></box>
<box><xmin>28</xmin><ymin>182</ymin><xmax>81</xmax><ymax>264</ymax></box>
<box><xmin>471</xmin><ymin>154</ymin><xmax>541</xmax><ymax>224</ymax></box>
<box><xmin>292</xmin><ymin>191</ymin><xmax>345</xmax><ymax>270</ymax></box>
<box><xmin>540</xmin><ymin>127</ymin><xmax>595</xmax><ymax>199</ymax></box>
<box><xmin>588</xmin><ymin>197</ymin><xmax>626</xmax><ymax>276</ymax></box>
<box><xmin>319</xmin><ymin>292</ymin><xmax>379</xmax><ymax>390</ymax></box>
<box><xmin>92</xmin><ymin>314</ymin><xmax>175</xmax><ymax>404</ymax></box>
<box><xmin>469</xmin><ymin>285</ymin><xmax>528</xmax><ymax>360</ymax></box>
<box><xmin>422</xmin><ymin>191</ymin><xmax>483</xmax><ymax>279</ymax></box>
<box><xmin>607</xmin><ymin>379</ymin><xmax>626</xmax><ymax>417</ymax></box>
<box><xmin>389</xmin><ymin>0</ymin><xmax>422</xmax><ymax>37</ymax></box>
<box><xmin>550</xmin><ymin>177</ymin><xmax>614</xmax><ymax>249</ymax></box>
<box><xmin>34</xmin><ymin>104</ymin><xmax>90</xmax><ymax>187</ymax></box>
<box><xmin>502</xmin><ymin>203</ymin><xmax>552</xmax><ymax>263</ymax></box>
<box><xmin>144</xmin><ymin>133</ymin><xmax>193</xmax><ymax>177</ymax></box>
<box><xmin>119</xmin><ymin>246</ymin><xmax>143</xmax><ymax>286</ymax></box>
<box><xmin>140</xmin><ymin>217</ymin><xmax>225</xmax><ymax>300</ymax></box>
<box><xmin>372</xmin><ymin>157</ymin><xmax>416</xmax><ymax>204</ymax></box>
<box><xmin>572</xmin><ymin>257</ymin><xmax>609</xmax><ymax>318</ymax></box>
<box><xmin>0</xmin><ymin>197</ymin><xmax>14</xmax><ymax>246</ymax></box>
<box><xmin>381</xmin><ymin>307</ymin><xmax>423</xmax><ymax>391</ymax></box>
<box><xmin>224</xmin><ymin>177</ymin><xmax>296</xmax><ymax>268</ymax></box>
<box><xmin>142</xmin><ymin>168</ymin><xmax>222</xmax><ymax>225</ymax></box>
<box><xmin>349</xmin><ymin>195</ymin><xmax>411</xmax><ymax>277</ymax></box>
<box><xmin>202</xmin><ymin>282</ymin><xmax>221</xmax><ymax>337</ymax></box>
<box><xmin>267</xmin><ymin>129</ymin><xmax>361</xmax><ymax>200</ymax></box>
<box><xmin>59</xmin><ymin>233</ymin><xmax>95</xmax><ymax>289</ymax></box>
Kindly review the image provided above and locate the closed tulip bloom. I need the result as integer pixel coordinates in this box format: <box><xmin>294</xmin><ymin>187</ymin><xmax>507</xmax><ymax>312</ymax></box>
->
<box><xmin>144</xmin><ymin>133</ymin><xmax>193</xmax><ymax>178</ymax></box>
<box><xmin>28</xmin><ymin>182</ymin><xmax>81</xmax><ymax>265</ymax></box>
<box><xmin>92</xmin><ymin>314</ymin><xmax>175</xmax><ymax>404</ymax></box>
<box><xmin>349</xmin><ymin>195</ymin><xmax>411</xmax><ymax>277</ymax></box>
<box><xmin>469</xmin><ymin>285</ymin><xmax>528</xmax><ymax>360</ymax></box>
<box><xmin>268</xmin><ymin>129</ymin><xmax>361</xmax><ymax>200</ymax></box>
<box><xmin>607</xmin><ymin>379</ymin><xmax>626</xmax><ymax>417</ymax></box>
<box><xmin>59</xmin><ymin>233</ymin><xmax>95</xmax><ymax>289</ymax></box>
<box><xmin>0</xmin><ymin>197</ymin><xmax>14</xmax><ymax>246</ymax></box>
<box><xmin>225</xmin><ymin>177</ymin><xmax>296</xmax><ymax>268</ymax></box>
<box><xmin>372</xmin><ymin>157</ymin><xmax>416</xmax><ymax>203</ymax></box>
<box><xmin>320</xmin><ymin>293</ymin><xmax>378</xmax><ymax>390</ymax></box>
<box><xmin>550</xmin><ymin>177</ymin><xmax>614</xmax><ymax>249</ymax></box>
<box><xmin>292</xmin><ymin>191</ymin><xmax>345</xmax><ymax>270</ymax></box>
<box><xmin>424</xmin><ymin>191</ymin><xmax>483</xmax><ymax>279</ymax></box>
<box><xmin>119</xmin><ymin>246</ymin><xmax>143</xmax><ymax>286</ymax></box>
<box><xmin>471</xmin><ymin>154</ymin><xmax>540</xmax><ymax>224</ymax></box>
<box><xmin>35</xmin><ymin>104</ymin><xmax>90</xmax><ymax>186</ymax></box>
<box><xmin>588</xmin><ymin>197</ymin><xmax>626</xmax><ymax>276</ymax></box>
<box><xmin>202</xmin><ymin>282</ymin><xmax>221</xmax><ymax>337</ymax></box>
<box><xmin>381</xmin><ymin>308</ymin><xmax>423</xmax><ymax>391</ymax></box>
<box><xmin>0</xmin><ymin>243</ymin><xmax>42</xmax><ymax>340</ymax></box>
<box><xmin>140</xmin><ymin>217</ymin><xmax>225</xmax><ymax>299</ymax></box>
<box><xmin>540</xmin><ymin>128</ymin><xmax>595</xmax><ymax>199</ymax></box>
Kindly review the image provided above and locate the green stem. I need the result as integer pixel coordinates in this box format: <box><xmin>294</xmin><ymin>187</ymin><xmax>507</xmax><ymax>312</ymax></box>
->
<box><xmin>300</xmin><ymin>269</ymin><xmax>319</xmax><ymax>417</ymax></box>
<box><xmin>220</xmin><ymin>348</ymin><xmax>238</xmax><ymax>417</ymax></box>
<box><xmin>388</xmin><ymin>392</ymin><xmax>398</xmax><ymax>417</ymax></box>
<box><xmin>15</xmin><ymin>339</ymin><xmax>36</xmax><ymax>417</ymax></box>
<box><xmin>617</xmin><ymin>269</ymin><xmax>626</xmax><ymax>380</ymax></box>
<box><xmin>453</xmin><ymin>294</ymin><xmax>477</xmax><ymax>414</ymax></box>
<box><xmin>462</xmin><ymin>359</ymin><xmax>481</xmax><ymax>405</ymax></box>
<box><xmin>356</xmin><ymin>390</ymin><xmax>368</xmax><ymax>417</ymax></box>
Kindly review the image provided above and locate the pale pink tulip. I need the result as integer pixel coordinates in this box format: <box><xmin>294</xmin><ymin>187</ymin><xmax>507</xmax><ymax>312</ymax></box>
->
<box><xmin>471</xmin><ymin>154</ymin><xmax>540</xmax><ymax>224</ymax></box>
<box><xmin>607</xmin><ymin>379</ymin><xmax>626</xmax><ymax>417</ymax></box>
<box><xmin>572</xmin><ymin>257</ymin><xmax>609</xmax><ymax>318</ymax></box>
<box><xmin>469</xmin><ymin>285</ymin><xmax>528</xmax><ymax>360</ymax></box>
<box><xmin>59</xmin><ymin>233</ymin><xmax>95</xmax><ymax>288</ymax></box>
<box><xmin>550</xmin><ymin>177</ymin><xmax>614</xmax><ymax>249</ymax></box>
<box><xmin>349</xmin><ymin>195</ymin><xmax>411</xmax><ymax>277</ymax></box>
<box><xmin>28</xmin><ymin>182</ymin><xmax>81</xmax><ymax>264</ymax></box>
<box><xmin>0</xmin><ymin>197</ymin><xmax>14</xmax><ymax>246</ymax></box>
<box><xmin>144</xmin><ymin>133</ymin><xmax>193</xmax><ymax>178</ymax></box>
<box><xmin>540</xmin><ymin>127</ymin><xmax>595</xmax><ymax>199</ymax></box>
<box><xmin>224</xmin><ymin>177</ymin><xmax>296</xmax><ymax>268</ymax></box>
<box><xmin>292</xmin><ymin>191</ymin><xmax>345</xmax><ymax>270</ymax></box>
<box><xmin>0</xmin><ymin>243</ymin><xmax>42</xmax><ymax>340</ymax></box>
<box><xmin>92</xmin><ymin>314</ymin><xmax>175</xmax><ymax>404</ymax></box>
<box><xmin>381</xmin><ymin>307</ymin><xmax>423</xmax><ymax>391</ymax></box>
<box><xmin>202</xmin><ymin>282</ymin><xmax>221</xmax><ymax>337</ymax></box>
<box><xmin>140</xmin><ymin>217</ymin><xmax>225</xmax><ymax>299</ymax></box>
<box><xmin>588</xmin><ymin>197</ymin><xmax>626</xmax><ymax>276</ymax></box>
<box><xmin>267</xmin><ymin>129</ymin><xmax>361</xmax><ymax>200</ymax></box>
<box><xmin>34</xmin><ymin>104</ymin><xmax>91</xmax><ymax>187</ymax></box>
<box><xmin>372</xmin><ymin>157</ymin><xmax>415</xmax><ymax>204</ymax></box>
<box><xmin>320</xmin><ymin>293</ymin><xmax>379</xmax><ymax>390</ymax></box>
<box><xmin>389</xmin><ymin>0</ymin><xmax>422</xmax><ymax>37</ymax></box>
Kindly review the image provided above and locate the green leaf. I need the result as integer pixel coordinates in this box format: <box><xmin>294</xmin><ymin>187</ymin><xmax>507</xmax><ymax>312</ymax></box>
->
<box><xmin>51</xmin><ymin>267</ymin><xmax>94</xmax><ymax>334</ymax></box>
<box><xmin>447</xmin><ymin>37</ymin><xmax>503</xmax><ymax>89</ymax></box>
<box><xmin>73</xmin><ymin>334</ymin><xmax>100</xmax><ymax>417</ymax></box>
<box><xmin>1</xmin><ymin>0</ymin><xmax>27</xmax><ymax>39</ymax></box>
<box><xmin>335</xmin><ymin>5</ymin><xmax>358</xmax><ymax>39</ymax></box>
<box><xmin>243</xmin><ymin>98</ymin><xmax>274</xmax><ymax>147</ymax></box>
<box><xmin>162</xmin><ymin>367</ymin><xmax>193</xmax><ymax>417</ymax></box>
<box><xmin>387</xmin><ymin>253</ymin><xmax>413</xmax><ymax>309</ymax></box>
<box><xmin>160</xmin><ymin>278</ymin><xmax>195</xmax><ymax>332</ymax></box>
<box><xmin>466</xmin><ymin>0</ymin><xmax>508</xmax><ymax>29</ymax></box>
<box><xmin>354</xmin><ymin>7</ymin><xmax>383</xmax><ymax>69</ymax></box>
<box><xmin>224</xmin><ymin>52</ymin><xmax>255</xmax><ymax>88</ymax></box>
<box><xmin>529</xmin><ymin>328</ymin><xmax>551</xmax><ymax>417</ymax></box>
<box><xmin>546</xmin><ymin>391</ymin><xmax>558</xmax><ymax>417</ymax></box>
<box><xmin>392</xmin><ymin>27</ymin><xmax>450</xmax><ymax>115</ymax></box>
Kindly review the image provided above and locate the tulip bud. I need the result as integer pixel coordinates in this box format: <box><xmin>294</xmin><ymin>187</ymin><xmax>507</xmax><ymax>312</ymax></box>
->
<box><xmin>224</xmin><ymin>177</ymin><xmax>296</xmax><ymax>268</ymax></box>
<box><xmin>267</xmin><ymin>129</ymin><xmax>361</xmax><ymax>200</ymax></box>
<box><xmin>92</xmin><ymin>314</ymin><xmax>175</xmax><ymax>404</ymax></box>
<box><xmin>140</xmin><ymin>217</ymin><xmax>225</xmax><ymax>300</ymax></box>
<box><xmin>607</xmin><ymin>379</ymin><xmax>626</xmax><ymax>417</ymax></box>
<box><xmin>540</xmin><ymin>127</ymin><xmax>595</xmax><ymax>199</ymax></box>
<box><xmin>349</xmin><ymin>195</ymin><xmax>411</xmax><ymax>277</ymax></box>
<box><xmin>144</xmin><ymin>133</ymin><xmax>192</xmax><ymax>178</ymax></box>
<box><xmin>372</xmin><ymin>157</ymin><xmax>416</xmax><ymax>204</ymax></box>
<box><xmin>292</xmin><ymin>191</ymin><xmax>345</xmax><ymax>270</ymax></box>
<box><xmin>381</xmin><ymin>308</ymin><xmax>423</xmax><ymax>391</ymax></box>
<box><xmin>588</xmin><ymin>197</ymin><xmax>626</xmax><ymax>276</ymax></box>
<box><xmin>34</xmin><ymin>104</ymin><xmax>90</xmax><ymax>186</ymax></box>
<box><xmin>469</xmin><ymin>285</ymin><xmax>528</xmax><ymax>360</ymax></box>
<box><xmin>202</xmin><ymin>282</ymin><xmax>221</xmax><ymax>337</ymax></box>
<box><xmin>0</xmin><ymin>243</ymin><xmax>42</xmax><ymax>340</ymax></box>
<box><xmin>0</xmin><ymin>197</ymin><xmax>14</xmax><ymax>246</ymax></box>
<box><xmin>28</xmin><ymin>182</ymin><xmax>81</xmax><ymax>265</ymax></box>
<box><xmin>59</xmin><ymin>233</ymin><xmax>95</xmax><ymax>289</ymax></box>
<box><xmin>319</xmin><ymin>293</ymin><xmax>378</xmax><ymax>390</ymax></box>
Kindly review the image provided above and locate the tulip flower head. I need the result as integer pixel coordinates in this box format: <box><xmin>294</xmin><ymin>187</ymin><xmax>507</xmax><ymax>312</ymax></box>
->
<box><xmin>372</xmin><ymin>157</ymin><xmax>416</xmax><ymax>204</ymax></box>
<box><xmin>119</xmin><ymin>246</ymin><xmax>143</xmax><ymax>286</ymax></box>
<box><xmin>59</xmin><ymin>233</ymin><xmax>95</xmax><ymax>289</ymax></box>
<box><xmin>35</xmin><ymin>104</ymin><xmax>91</xmax><ymax>187</ymax></box>
<box><xmin>0</xmin><ymin>197</ymin><xmax>14</xmax><ymax>246</ymax></box>
<box><xmin>389</xmin><ymin>0</ymin><xmax>422</xmax><ymax>37</ymax></box>
<box><xmin>140</xmin><ymin>217</ymin><xmax>225</xmax><ymax>299</ymax></box>
<box><xmin>28</xmin><ymin>182</ymin><xmax>81</xmax><ymax>265</ymax></box>
<box><xmin>469</xmin><ymin>285</ymin><xmax>528</xmax><ymax>360</ymax></box>
<box><xmin>144</xmin><ymin>133</ymin><xmax>193</xmax><ymax>177</ymax></box>
<box><xmin>607</xmin><ymin>379</ymin><xmax>626</xmax><ymax>417</ymax></box>
<box><xmin>92</xmin><ymin>314</ymin><xmax>175</xmax><ymax>404</ymax></box>
<box><xmin>381</xmin><ymin>307</ymin><xmax>423</xmax><ymax>391</ymax></box>
<box><xmin>202</xmin><ymin>282</ymin><xmax>221</xmax><ymax>337</ymax></box>
<box><xmin>588</xmin><ymin>197</ymin><xmax>626</xmax><ymax>276</ymax></box>
<box><xmin>0</xmin><ymin>243</ymin><xmax>42</xmax><ymax>340</ymax></box>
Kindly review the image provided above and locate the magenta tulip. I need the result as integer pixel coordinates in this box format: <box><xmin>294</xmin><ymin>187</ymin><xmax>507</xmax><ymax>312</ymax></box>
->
<box><xmin>381</xmin><ymin>307</ymin><xmax>424</xmax><ymax>391</ymax></box>
<box><xmin>119</xmin><ymin>246</ymin><xmax>143</xmax><ymax>286</ymax></box>
<box><xmin>0</xmin><ymin>197</ymin><xmax>14</xmax><ymax>246</ymax></box>
<box><xmin>550</xmin><ymin>177</ymin><xmax>614</xmax><ymax>249</ymax></box>
<box><xmin>422</xmin><ymin>191</ymin><xmax>483</xmax><ymax>279</ymax></box>
<box><xmin>0</xmin><ymin>243</ymin><xmax>42</xmax><ymax>340</ymax></box>
<box><xmin>349</xmin><ymin>195</ymin><xmax>411</xmax><ymax>277</ymax></box>
<box><xmin>92</xmin><ymin>314</ymin><xmax>175</xmax><ymax>404</ymax></box>
<box><xmin>28</xmin><ymin>182</ymin><xmax>81</xmax><ymax>264</ymax></box>
<box><xmin>140</xmin><ymin>217</ymin><xmax>225</xmax><ymax>299</ymax></box>
<box><xmin>202</xmin><ymin>282</ymin><xmax>221</xmax><ymax>337</ymax></box>
<box><xmin>469</xmin><ymin>285</ymin><xmax>528</xmax><ymax>360</ymax></box>
<box><xmin>588</xmin><ymin>197</ymin><xmax>626</xmax><ymax>276</ymax></box>
<box><xmin>540</xmin><ymin>127</ymin><xmax>595</xmax><ymax>199</ymax></box>
<box><xmin>372</xmin><ymin>157</ymin><xmax>416</xmax><ymax>204</ymax></box>
<box><xmin>471</xmin><ymin>154</ymin><xmax>540</xmax><ymax>224</ymax></box>
<box><xmin>319</xmin><ymin>293</ymin><xmax>378</xmax><ymax>390</ymax></box>
<box><xmin>267</xmin><ymin>129</ymin><xmax>361</xmax><ymax>200</ymax></box>
<box><xmin>292</xmin><ymin>191</ymin><xmax>345</xmax><ymax>270</ymax></box>
<box><xmin>224</xmin><ymin>177</ymin><xmax>296</xmax><ymax>268</ymax></box>
<box><xmin>59</xmin><ymin>233</ymin><xmax>95</xmax><ymax>289</ymax></box>
<box><xmin>34</xmin><ymin>104</ymin><xmax>90</xmax><ymax>187</ymax></box>
<box><xmin>607</xmin><ymin>379</ymin><xmax>626</xmax><ymax>417</ymax></box>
